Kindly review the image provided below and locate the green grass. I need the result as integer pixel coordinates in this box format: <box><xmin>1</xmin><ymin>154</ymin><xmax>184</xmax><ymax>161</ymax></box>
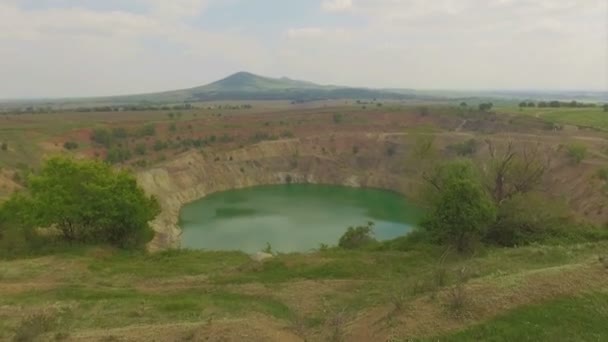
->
<box><xmin>498</xmin><ymin>105</ymin><xmax>608</xmax><ymax>130</ymax></box>
<box><xmin>1</xmin><ymin>286</ymin><xmax>293</xmax><ymax>332</ymax></box>
<box><xmin>430</xmin><ymin>292</ymin><xmax>608</xmax><ymax>341</ymax></box>
<box><xmin>87</xmin><ymin>249</ymin><xmax>249</xmax><ymax>279</ymax></box>
<box><xmin>1</xmin><ymin>241</ymin><xmax>606</xmax><ymax>340</ymax></box>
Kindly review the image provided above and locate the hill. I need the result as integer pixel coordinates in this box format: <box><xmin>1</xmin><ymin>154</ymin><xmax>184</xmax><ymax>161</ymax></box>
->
<box><xmin>0</xmin><ymin>72</ymin><xmax>416</xmax><ymax>107</ymax></box>
<box><xmin>106</xmin><ymin>72</ymin><xmax>417</xmax><ymax>104</ymax></box>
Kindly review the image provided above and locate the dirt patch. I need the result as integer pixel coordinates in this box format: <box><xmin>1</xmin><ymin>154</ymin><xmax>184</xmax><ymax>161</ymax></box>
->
<box><xmin>65</xmin><ymin>315</ymin><xmax>302</xmax><ymax>342</ymax></box>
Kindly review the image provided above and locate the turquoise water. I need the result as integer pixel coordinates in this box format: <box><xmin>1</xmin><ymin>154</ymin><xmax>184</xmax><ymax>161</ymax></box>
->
<box><xmin>179</xmin><ymin>184</ymin><xmax>422</xmax><ymax>253</ymax></box>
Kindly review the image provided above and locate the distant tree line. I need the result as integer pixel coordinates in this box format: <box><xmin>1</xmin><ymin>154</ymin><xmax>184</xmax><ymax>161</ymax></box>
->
<box><xmin>519</xmin><ymin>100</ymin><xmax>598</xmax><ymax>109</ymax></box>
<box><xmin>0</xmin><ymin>103</ymin><xmax>196</xmax><ymax>115</ymax></box>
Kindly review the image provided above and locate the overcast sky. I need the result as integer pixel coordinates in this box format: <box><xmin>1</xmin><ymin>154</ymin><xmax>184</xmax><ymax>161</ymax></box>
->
<box><xmin>0</xmin><ymin>0</ymin><xmax>606</xmax><ymax>98</ymax></box>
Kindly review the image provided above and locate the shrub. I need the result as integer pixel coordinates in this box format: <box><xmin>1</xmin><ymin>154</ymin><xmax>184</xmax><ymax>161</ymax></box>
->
<box><xmin>153</xmin><ymin>140</ymin><xmax>167</xmax><ymax>151</ymax></box>
<box><xmin>411</xmin><ymin>135</ymin><xmax>436</xmax><ymax>160</ymax></box>
<box><xmin>567</xmin><ymin>143</ymin><xmax>587</xmax><ymax>164</ymax></box>
<box><xmin>478</xmin><ymin>102</ymin><xmax>494</xmax><ymax>112</ymax></box>
<box><xmin>219</xmin><ymin>134</ymin><xmax>234</xmax><ymax>143</ymax></box>
<box><xmin>134</xmin><ymin>143</ymin><xmax>147</xmax><ymax>156</ymax></box>
<box><xmin>338</xmin><ymin>222</ymin><xmax>376</xmax><ymax>249</ymax></box>
<box><xmin>487</xmin><ymin>193</ymin><xmax>573</xmax><ymax>246</ymax></box>
<box><xmin>134</xmin><ymin>159</ymin><xmax>148</xmax><ymax>168</ymax></box>
<box><xmin>280</xmin><ymin>131</ymin><xmax>294</xmax><ymax>138</ymax></box>
<box><xmin>332</xmin><ymin>113</ymin><xmax>343</xmax><ymax>124</ymax></box>
<box><xmin>137</xmin><ymin>124</ymin><xmax>156</xmax><ymax>137</ymax></box>
<box><xmin>13</xmin><ymin>313</ymin><xmax>55</xmax><ymax>342</ymax></box>
<box><xmin>106</xmin><ymin>147</ymin><xmax>132</xmax><ymax>164</ymax></box>
<box><xmin>448</xmin><ymin>139</ymin><xmax>478</xmax><ymax>156</ymax></box>
<box><xmin>112</xmin><ymin>127</ymin><xmax>128</xmax><ymax>139</ymax></box>
<box><xmin>251</xmin><ymin>132</ymin><xmax>273</xmax><ymax>143</ymax></box>
<box><xmin>446</xmin><ymin>269</ymin><xmax>471</xmax><ymax>319</ymax></box>
<box><xmin>63</xmin><ymin>141</ymin><xmax>79</xmax><ymax>150</ymax></box>
<box><xmin>598</xmin><ymin>168</ymin><xmax>608</xmax><ymax>181</ymax></box>
<box><xmin>1</xmin><ymin>142</ymin><xmax>7</xmax><ymax>151</ymax></box>
<box><xmin>91</xmin><ymin>128</ymin><xmax>112</xmax><ymax>147</ymax></box>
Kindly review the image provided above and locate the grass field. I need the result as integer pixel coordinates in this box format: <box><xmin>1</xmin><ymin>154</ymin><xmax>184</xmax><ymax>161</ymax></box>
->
<box><xmin>433</xmin><ymin>292</ymin><xmax>608</xmax><ymax>342</ymax></box>
<box><xmin>0</xmin><ymin>241</ymin><xmax>606</xmax><ymax>341</ymax></box>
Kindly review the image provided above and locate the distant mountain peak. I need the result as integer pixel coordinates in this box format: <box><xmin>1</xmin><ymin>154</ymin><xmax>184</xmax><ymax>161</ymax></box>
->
<box><xmin>200</xmin><ymin>72</ymin><xmax>329</xmax><ymax>93</ymax></box>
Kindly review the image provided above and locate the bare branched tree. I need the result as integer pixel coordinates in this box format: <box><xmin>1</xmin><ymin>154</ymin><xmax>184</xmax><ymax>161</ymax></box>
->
<box><xmin>484</xmin><ymin>139</ymin><xmax>551</xmax><ymax>204</ymax></box>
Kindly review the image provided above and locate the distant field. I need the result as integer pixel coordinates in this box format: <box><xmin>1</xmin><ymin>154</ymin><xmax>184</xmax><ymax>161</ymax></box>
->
<box><xmin>497</xmin><ymin>105</ymin><xmax>608</xmax><ymax>130</ymax></box>
<box><xmin>0</xmin><ymin>102</ymin><xmax>430</xmax><ymax>199</ymax></box>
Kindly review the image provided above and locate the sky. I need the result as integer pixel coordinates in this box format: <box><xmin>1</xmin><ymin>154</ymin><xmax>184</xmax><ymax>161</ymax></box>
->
<box><xmin>0</xmin><ymin>0</ymin><xmax>606</xmax><ymax>98</ymax></box>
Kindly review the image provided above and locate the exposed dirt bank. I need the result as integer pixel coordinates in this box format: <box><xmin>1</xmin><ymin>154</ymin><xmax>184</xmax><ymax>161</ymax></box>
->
<box><xmin>138</xmin><ymin>129</ymin><xmax>608</xmax><ymax>251</ymax></box>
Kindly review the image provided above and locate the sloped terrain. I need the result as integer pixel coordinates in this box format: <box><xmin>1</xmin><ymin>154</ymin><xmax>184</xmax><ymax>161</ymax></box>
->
<box><xmin>0</xmin><ymin>243</ymin><xmax>606</xmax><ymax>341</ymax></box>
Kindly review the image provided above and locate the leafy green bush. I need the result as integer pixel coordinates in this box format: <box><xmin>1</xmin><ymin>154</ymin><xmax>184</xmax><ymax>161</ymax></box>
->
<box><xmin>2</xmin><ymin>157</ymin><xmax>160</xmax><ymax>249</ymax></box>
<box><xmin>567</xmin><ymin>143</ymin><xmax>587</xmax><ymax>164</ymax></box>
<box><xmin>421</xmin><ymin>160</ymin><xmax>496</xmax><ymax>253</ymax></box>
<box><xmin>0</xmin><ymin>195</ymin><xmax>46</xmax><ymax>257</ymax></box>
<box><xmin>338</xmin><ymin>222</ymin><xmax>376</xmax><ymax>249</ymax></box>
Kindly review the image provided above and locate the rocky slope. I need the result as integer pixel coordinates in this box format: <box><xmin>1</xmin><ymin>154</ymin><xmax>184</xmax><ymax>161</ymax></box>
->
<box><xmin>137</xmin><ymin>130</ymin><xmax>608</xmax><ymax>251</ymax></box>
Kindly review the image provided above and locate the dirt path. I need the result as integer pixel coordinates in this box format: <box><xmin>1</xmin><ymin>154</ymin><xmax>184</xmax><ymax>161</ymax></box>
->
<box><xmin>454</xmin><ymin>119</ymin><xmax>468</xmax><ymax>132</ymax></box>
<box><xmin>66</xmin><ymin>316</ymin><xmax>302</xmax><ymax>342</ymax></box>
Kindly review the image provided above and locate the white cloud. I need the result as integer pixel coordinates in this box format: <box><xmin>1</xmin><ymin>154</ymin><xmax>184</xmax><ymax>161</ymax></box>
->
<box><xmin>283</xmin><ymin>0</ymin><xmax>608</xmax><ymax>90</ymax></box>
<box><xmin>139</xmin><ymin>0</ymin><xmax>210</xmax><ymax>19</ymax></box>
<box><xmin>321</xmin><ymin>0</ymin><xmax>353</xmax><ymax>12</ymax></box>
<box><xmin>285</xmin><ymin>27</ymin><xmax>352</xmax><ymax>40</ymax></box>
<box><xmin>286</xmin><ymin>27</ymin><xmax>325</xmax><ymax>38</ymax></box>
<box><xmin>0</xmin><ymin>1</ymin><xmax>271</xmax><ymax>98</ymax></box>
<box><xmin>0</xmin><ymin>0</ymin><xmax>605</xmax><ymax>97</ymax></box>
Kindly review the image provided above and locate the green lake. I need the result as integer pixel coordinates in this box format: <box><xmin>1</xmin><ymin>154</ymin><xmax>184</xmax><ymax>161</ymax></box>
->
<box><xmin>180</xmin><ymin>184</ymin><xmax>422</xmax><ymax>253</ymax></box>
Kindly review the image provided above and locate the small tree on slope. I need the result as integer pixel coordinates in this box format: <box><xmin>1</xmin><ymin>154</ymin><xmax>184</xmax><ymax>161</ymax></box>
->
<box><xmin>422</xmin><ymin>160</ymin><xmax>496</xmax><ymax>253</ymax></box>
